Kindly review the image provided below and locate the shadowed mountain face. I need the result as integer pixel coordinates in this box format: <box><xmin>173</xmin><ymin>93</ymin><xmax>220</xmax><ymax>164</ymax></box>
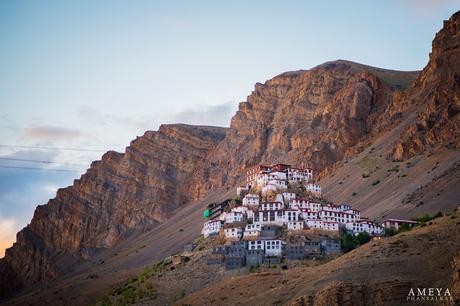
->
<box><xmin>1</xmin><ymin>10</ymin><xmax>459</xmax><ymax>303</ymax></box>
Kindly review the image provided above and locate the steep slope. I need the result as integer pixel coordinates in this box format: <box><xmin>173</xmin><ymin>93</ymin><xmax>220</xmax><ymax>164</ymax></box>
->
<box><xmin>384</xmin><ymin>10</ymin><xmax>460</xmax><ymax>161</ymax></box>
<box><xmin>3</xmin><ymin>189</ymin><xmax>236</xmax><ymax>306</ymax></box>
<box><xmin>0</xmin><ymin>124</ymin><xmax>227</xmax><ymax>299</ymax></box>
<box><xmin>181</xmin><ymin>209</ymin><xmax>460</xmax><ymax>306</ymax></box>
<box><xmin>320</xmin><ymin>10</ymin><xmax>460</xmax><ymax>219</ymax></box>
<box><xmin>191</xmin><ymin>61</ymin><xmax>418</xmax><ymax>199</ymax></box>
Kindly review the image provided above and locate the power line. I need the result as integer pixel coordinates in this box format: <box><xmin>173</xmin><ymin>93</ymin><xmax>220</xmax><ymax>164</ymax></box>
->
<box><xmin>0</xmin><ymin>144</ymin><xmax>108</xmax><ymax>153</ymax></box>
<box><xmin>0</xmin><ymin>165</ymin><xmax>82</xmax><ymax>173</ymax></box>
<box><xmin>0</xmin><ymin>157</ymin><xmax>87</xmax><ymax>167</ymax></box>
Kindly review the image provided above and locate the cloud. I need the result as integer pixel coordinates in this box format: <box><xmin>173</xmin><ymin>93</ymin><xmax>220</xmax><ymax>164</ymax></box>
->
<box><xmin>166</xmin><ymin>101</ymin><xmax>237</xmax><ymax>127</ymax></box>
<box><xmin>0</xmin><ymin>218</ymin><xmax>16</xmax><ymax>258</ymax></box>
<box><xmin>21</xmin><ymin>126</ymin><xmax>84</xmax><ymax>141</ymax></box>
<box><xmin>77</xmin><ymin>106</ymin><xmax>156</xmax><ymax>131</ymax></box>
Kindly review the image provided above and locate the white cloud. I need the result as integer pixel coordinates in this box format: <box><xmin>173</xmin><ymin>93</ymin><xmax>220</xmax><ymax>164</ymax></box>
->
<box><xmin>21</xmin><ymin>126</ymin><xmax>85</xmax><ymax>141</ymax></box>
<box><xmin>165</xmin><ymin>101</ymin><xmax>238</xmax><ymax>127</ymax></box>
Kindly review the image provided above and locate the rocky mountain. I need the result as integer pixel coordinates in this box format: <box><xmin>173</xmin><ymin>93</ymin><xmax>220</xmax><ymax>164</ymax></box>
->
<box><xmin>191</xmin><ymin>60</ymin><xmax>418</xmax><ymax>199</ymax></box>
<box><xmin>386</xmin><ymin>12</ymin><xmax>460</xmax><ymax>161</ymax></box>
<box><xmin>1</xmin><ymin>10</ymin><xmax>459</xmax><ymax>304</ymax></box>
<box><xmin>319</xmin><ymin>11</ymin><xmax>460</xmax><ymax>219</ymax></box>
<box><xmin>0</xmin><ymin>124</ymin><xmax>227</xmax><ymax>298</ymax></box>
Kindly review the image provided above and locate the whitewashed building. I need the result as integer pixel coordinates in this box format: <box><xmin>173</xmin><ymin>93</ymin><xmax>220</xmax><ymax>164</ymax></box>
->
<box><xmin>287</xmin><ymin>221</ymin><xmax>304</xmax><ymax>231</ymax></box>
<box><xmin>248</xmin><ymin>239</ymin><xmax>265</xmax><ymax>251</ymax></box>
<box><xmin>225</xmin><ymin>211</ymin><xmax>244</xmax><ymax>224</ymax></box>
<box><xmin>288</xmin><ymin>198</ymin><xmax>306</xmax><ymax>209</ymax></box>
<box><xmin>203</xmin><ymin>220</ymin><xmax>223</xmax><ymax>238</ymax></box>
<box><xmin>275</xmin><ymin>193</ymin><xmax>284</xmax><ymax>203</ymax></box>
<box><xmin>301</xmin><ymin>209</ymin><xmax>318</xmax><ymax>220</ymax></box>
<box><xmin>337</xmin><ymin>204</ymin><xmax>352</xmax><ymax>211</ymax></box>
<box><xmin>260</xmin><ymin>202</ymin><xmax>284</xmax><ymax>211</ymax></box>
<box><xmin>306</xmin><ymin>202</ymin><xmax>322</xmax><ymax>212</ymax></box>
<box><xmin>322</xmin><ymin>204</ymin><xmax>341</xmax><ymax>212</ymax></box>
<box><xmin>253</xmin><ymin>210</ymin><xmax>284</xmax><ymax>226</ymax></box>
<box><xmin>322</xmin><ymin>221</ymin><xmax>339</xmax><ymax>232</ymax></box>
<box><xmin>319</xmin><ymin>209</ymin><xmax>338</xmax><ymax>222</ymax></box>
<box><xmin>346</xmin><ymin>220</ymin><xmax>383</xmax><ymax>236</ymax></box>
<box><xmin>269</xmin><ymin>171</ymin><xmax>287</xmax><ymax>181</ymax></box>
<box><xmin>242</xmin><ymin>193</ymin><xmax>260</xmax><ymax>206</ymax></box>
<box><xmin>343</xmin><ymin>209</ymin><xmax>361</xmax><ymax>220</ymax></box>
<box><xmin>305</xmin><ymin>219</ymin><xmax>339</xmax><ymax>232</ymax></box>
<box><xmin>305</xmin><ymin>219</ymin><xmax>323</xmax><ymax>230</ymax></box>
<box><xmin>224</xmin><ymin>227</ymin><xmax>243</xmax><ymax>240</ymax></box>
<box><xmin>243</xmin><ymin>224</ymin><xmax>262</xmax><ymax>239</ymax></box>
<box><xmin>305</xmin><ymin>183</ymin><xmax>322</xmax><ymax>195</ymax></box>
<box><xmin>284</xmin><ymin>209</ymin><xmax>301</xmax><ymax>223</ymax></box>
<box><xmin>382</xmin><ymin>219</ymin><xmax>419</xmax><ymax>230</ymax></box>
<box><xmin>264</xmin><ymin>240</ymin><xmax>283</xmax><ymax>257</ymax></box>
<box><xmin>287</xmin><ymin>167</ymin><xmax>313</xmax><ymax>183</ymax></box>
<box><xmin>335</xmin><ymin>211</ymin><xmax>359</xmax><ymax>224</ymax></box>
<box><xmin>232</xmin><ymin>206</ymin><xmax>253</xmax><ymax>221</ymax></box>
<box><xmin>289</xmin><ymin>199</ymin><xmax>321</xmax><ymax>212</ymax></box>
<box><xmin>282</xmin><ymin>192</ymin><xmax>296</xmax><ymax>201</ymax></box>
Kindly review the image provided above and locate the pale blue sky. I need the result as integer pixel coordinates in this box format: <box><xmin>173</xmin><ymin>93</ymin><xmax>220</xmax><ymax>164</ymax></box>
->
<box><xmin>0</xmin><ymin>1</ymin><xmax>458</xmax><ymax>256</ymax></box>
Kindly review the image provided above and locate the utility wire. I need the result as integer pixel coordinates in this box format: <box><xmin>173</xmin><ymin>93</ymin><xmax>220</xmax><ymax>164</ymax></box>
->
<box><xmin>0</xmin><ymin>157</ymin><xmax>87</xmax><ymax>167</ymax></box>
<box><xmin>0</xmin><ymin>144</ymin><xmax>108</xmax><ymax>153</ymax></box>
<box><xmin>0</xmin><ymin>165</ymin><xmax>82</xmax><ymax>173</ymax></box>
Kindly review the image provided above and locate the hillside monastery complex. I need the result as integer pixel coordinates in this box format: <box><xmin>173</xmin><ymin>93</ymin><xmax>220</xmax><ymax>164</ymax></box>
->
<box><xmin>201</xmin><ymin>164</ymin><xmax>418</xmax><ymax>269</ymax></box>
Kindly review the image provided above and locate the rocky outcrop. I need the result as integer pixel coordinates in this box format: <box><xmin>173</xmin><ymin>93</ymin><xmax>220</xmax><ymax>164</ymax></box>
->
<box><xmin>387</xmin><ymin>11</ymin><xmax>460</xmax><ymax>161</ymax></box>
<box><xmin>191</xmin><ymin>61</ymin><xmax>417</xmax><ymax>198</ymax></box>
<box><xmin>0</xmin><ymin>124</ymin><xmax>227</xmax><ymax>298</ymax></box>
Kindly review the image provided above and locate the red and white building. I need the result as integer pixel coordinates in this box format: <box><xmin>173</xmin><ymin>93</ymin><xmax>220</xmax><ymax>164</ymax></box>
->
<box><xmin>305</xmin><ymin>219</ymin><xmax>339</xmax><ymax>232</ymax></box>
<box><xmin>253</xmin><ymin>209</ymin><xmax>284</xmax><ymax>226</ymax></box>
<box><xmin>246</xmin><ymin>164</ymin><xmax>313</xmax><ymax>193</ymax></box>
<box><xmin>301</xmin><ymin>209</ymin><xmax>319</xmax><ymax>220</ymax></box>
<box><xmin>260</xmin><ymin>202</ymin><xmax>284</xmax><ymax>211</ymax></box>
<box><xmin>284</xmin><ymin>209</ymin><xmax>301</xmax><ymax>223</ymax></box>
<box><xmin>289</xmin><ymin>199</ymin><xmax>321</xmax><ymax>212</ymax></box>
<box><xmin>287</xmin><ymin>167</ymin><xmax>313</xmax><ymax>183</ymax></box>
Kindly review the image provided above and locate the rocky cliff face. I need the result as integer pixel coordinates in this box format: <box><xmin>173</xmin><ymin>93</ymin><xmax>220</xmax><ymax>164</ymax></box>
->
<box><xmin>191</xmin><ymin>61</ymin><xmax>417</xmax><ymax>198</ymax></box>
<box><xmin>0</xmin><ymin>124</ymin><xmax>227</xmax><ymax>298</ymax></box>
<box><xmin>386</xmin><ymin>11</ymin><xmax>460</xmax><ymax>161</ymax></box>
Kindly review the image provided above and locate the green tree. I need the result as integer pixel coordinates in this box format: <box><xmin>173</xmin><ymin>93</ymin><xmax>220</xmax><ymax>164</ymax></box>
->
<box><xmin>355</xmin><ymin>232</ymin><xmax>371</xmax><ymax>245</ymax></box>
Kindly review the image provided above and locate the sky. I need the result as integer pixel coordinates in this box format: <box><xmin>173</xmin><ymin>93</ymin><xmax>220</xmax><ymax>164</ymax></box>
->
<box><xmin>0</xmin><ymin>1</ymin><xmax>458</xmax><ymax>257</ymax></box>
